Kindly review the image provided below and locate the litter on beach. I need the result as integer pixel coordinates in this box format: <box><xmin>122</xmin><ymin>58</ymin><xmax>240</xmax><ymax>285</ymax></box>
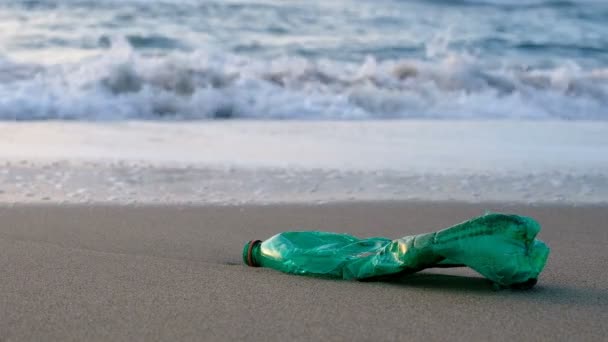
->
<box><xmin>244</xmin><ymin>213</ymin><xmax>549</xmax><ymax>289</ymax></box>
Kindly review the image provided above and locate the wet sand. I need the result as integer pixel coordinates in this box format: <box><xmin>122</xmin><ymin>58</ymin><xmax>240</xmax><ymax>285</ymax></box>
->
<box><xmin>1</xmin><ymin>202</ymin><xmax>606</xmax><ymax>341</ymax></box>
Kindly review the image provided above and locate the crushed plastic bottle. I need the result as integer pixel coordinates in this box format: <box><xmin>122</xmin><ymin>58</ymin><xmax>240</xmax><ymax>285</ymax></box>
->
<box><xmin>243</xmin><ymin>213</ymin><xmax>550</xmax><ymax>289</ymax></box>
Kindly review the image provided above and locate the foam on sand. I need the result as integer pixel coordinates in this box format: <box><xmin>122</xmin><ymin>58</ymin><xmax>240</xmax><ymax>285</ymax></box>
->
<box><xmin>1</xmin><ymin>120</ymin><xmax>606</xmax><ymax>204</ymax></box>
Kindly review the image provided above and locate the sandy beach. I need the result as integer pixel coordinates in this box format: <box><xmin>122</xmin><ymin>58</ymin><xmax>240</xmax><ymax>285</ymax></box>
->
<box><xmin>3</xmin><ymin>0</ymin><xmax>608</xmax><ymax>340</ymax></box>
<box><xmin>1</xmin><ymin>202</ymin><xmax>606</xmax><ymax>341</ymax></box>
<box><xmin>1</xmin><ymin>121</ymin><xmax>606</xmax><ymax>341</ymax></box>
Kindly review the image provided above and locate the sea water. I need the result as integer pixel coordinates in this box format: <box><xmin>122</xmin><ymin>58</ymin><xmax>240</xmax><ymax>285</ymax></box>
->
<box><xmin>0</xmin><ymin>0</ymin><xmax>607</xmax><ymax>204</ymax></box>
<box><xmin>1</xmin><ymin>0</ymin><xmax>607</xmax><ymax>120</ymax></box>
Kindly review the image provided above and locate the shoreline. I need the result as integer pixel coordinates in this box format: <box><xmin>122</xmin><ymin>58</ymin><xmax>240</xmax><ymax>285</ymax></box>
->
<box><xmin>1</xmin><ymin>160</ymin><xmax>607</xmax><ymax>205</ymax></box>
<box><xmin>2</xmin><ymin>120</ymin><xmax>607</xmax><ymax>173</ymax></box>
<box><xmin>2</xmin><ymin>120</ymin><xmax>607</xmax><ymax>205</ymax></box>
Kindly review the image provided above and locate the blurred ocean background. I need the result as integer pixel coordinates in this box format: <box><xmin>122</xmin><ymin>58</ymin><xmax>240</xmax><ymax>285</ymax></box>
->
<box><xmin>1</xmin><ymin>0</ymin><xmax>607</xmax><ymax>121</ymax></box>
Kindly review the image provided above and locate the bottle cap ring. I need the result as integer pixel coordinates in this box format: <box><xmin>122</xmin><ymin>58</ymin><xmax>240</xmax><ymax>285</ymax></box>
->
<box><xmin>244</xmin><ymin>240</ymin><xmax>261</xmax><ymax>267</ymax></box>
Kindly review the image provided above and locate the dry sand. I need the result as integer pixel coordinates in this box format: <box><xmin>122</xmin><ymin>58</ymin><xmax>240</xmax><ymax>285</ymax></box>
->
<box><xmin>1</xmin><ymin>202</ymin><xmax>606</xmax><ymax>341</ymax></box>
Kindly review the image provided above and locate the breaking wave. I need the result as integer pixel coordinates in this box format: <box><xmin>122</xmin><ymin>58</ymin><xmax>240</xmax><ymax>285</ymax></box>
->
<box><xmin>1</xmin><ymin>37</ymin><xmax>607</xmax><ymax>121</ymax></box>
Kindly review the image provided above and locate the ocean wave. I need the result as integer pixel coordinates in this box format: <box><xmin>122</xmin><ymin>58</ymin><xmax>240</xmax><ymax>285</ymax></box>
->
<box><xmin>421</xmin><ymin>0</ymin><xmax>599</xmax><ymax>8</ymax></box>
<box><xmin>9</xmin><ymin>0</ymin><xmax>608</xmax><ymax>14</ymax></box>
<box><xmin>1</xmin><ymin>39</ymin><xmax>607</xmax><ymax>121</ymax></box>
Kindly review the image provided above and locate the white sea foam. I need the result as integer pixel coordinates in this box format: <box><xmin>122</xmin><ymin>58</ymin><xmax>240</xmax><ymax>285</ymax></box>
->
<box><xmin>0</xmin><ymin>121</ymin><xmax>606</xmax><ymax>204</ymax></box>
<box><xmin>1</xmin><ymin>37</ymin><xmax>607</xmax><ymax>121</ymax></box>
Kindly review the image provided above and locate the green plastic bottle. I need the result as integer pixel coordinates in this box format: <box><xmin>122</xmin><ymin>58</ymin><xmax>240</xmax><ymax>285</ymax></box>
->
<box><xmin>243</xmin><ymin>213</ymin><xmax>550</xmax><ymax>288</ymax></box>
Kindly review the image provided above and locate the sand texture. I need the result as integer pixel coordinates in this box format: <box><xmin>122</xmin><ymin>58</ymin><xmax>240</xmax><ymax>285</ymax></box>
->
<box><xmin>1</xmin><ymin>202</ymin><xmax>606</xmax><ymax>341</ymax></box>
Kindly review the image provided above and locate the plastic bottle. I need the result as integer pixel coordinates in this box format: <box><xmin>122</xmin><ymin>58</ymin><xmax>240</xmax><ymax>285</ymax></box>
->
<box><xmin>243</xmin><ymin>213</ymin><xmax>550</xmax><ymax>288</ymax></box>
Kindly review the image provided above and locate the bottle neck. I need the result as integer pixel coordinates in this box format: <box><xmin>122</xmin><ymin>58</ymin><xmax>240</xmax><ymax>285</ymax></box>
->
<box><xmin>243</xmin><ymin>240</ymin><xmax>262</xmax><ymax>267</ymax></box>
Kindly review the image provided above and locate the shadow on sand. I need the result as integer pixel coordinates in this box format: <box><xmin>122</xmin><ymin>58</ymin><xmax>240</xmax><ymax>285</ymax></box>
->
<box><xmin>369</xmin><ymin>272</ymin><xmax>606</xmax><ymax>308</ymax></box>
